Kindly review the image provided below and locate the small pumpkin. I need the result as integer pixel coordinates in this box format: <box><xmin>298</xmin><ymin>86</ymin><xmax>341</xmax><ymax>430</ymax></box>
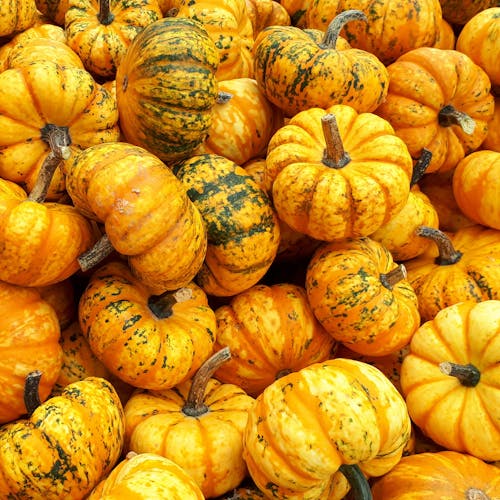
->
<box><xmin>439</xmin><ymin>0</ymin><xmax>498</xmax><ymax>26</ymax></box>
<box><xmin>0</xmin><ymin>0</ymin><xmax>38</xmax><ymax>37</ymax></box>
<box><xmin>279</xmin><ymin>0</ymin><xmax>310</xmax><ymax>27</ymax></box>
<box><xmin>245</xmin><ymin>0</ymin><xmax>291</xmax><ymax>35</ymax></box>
<box><xmin>432</xmin><ymin>16</ymin><xmax>455</xmax><ymax>49</ymax></box>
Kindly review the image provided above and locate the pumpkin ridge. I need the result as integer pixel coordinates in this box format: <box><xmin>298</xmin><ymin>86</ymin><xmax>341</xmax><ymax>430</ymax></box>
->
<box><xmin>471</xmin><ymin>388</ymin><xmax>500</xmax><ymax>436</ymax></box>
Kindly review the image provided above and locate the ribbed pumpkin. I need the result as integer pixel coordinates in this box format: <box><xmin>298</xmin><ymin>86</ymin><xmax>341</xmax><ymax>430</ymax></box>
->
<box><xmin>88</xmin><ymin>452</ymin><xmax>205</xmax><ymax>499</ymax></box>
<box><xmin>64</xmin><ymin>141</ymin><xmax>207</xmax><ymax>293</ymax></box>
<box><xmin>253</xmin><ymin>10</ymin><xmax>389</xmax><ymax>117</ymax></box>
<box><xmin>279</xmin><ymin>0</ymin><xmax>310</xmax><ymax>27</ymax></box>
<box><xmin>265</xmin><ymin>104</ymin><xmax>413</xmax><ymax>241</ymax></box>
<box><xmin>115</xmin><ymin>16</ymin><xmax>220</xmax><ymax>163</ymax></box>
<box><xmin>174</xmin><ymin>153</ymin><xmax>280</xmax><ymax>297</ymax></box>
<box><xmin>213</xmin><ymin>282</ymin><xmax>336</xmax><ymax>396</ymax></box>
<box><xmin>35</xmin><ymin>0</ymin><xmax>70</xmax><ymax>24</ymax></box>
<box><xmin>0</xmin><ymin>376</ymin><xmax>125</xmax><ymax>499</ymax></box>
<box><xmin>65</xmin><ymin>0</ymin><xmax>162</xmax><ymax>79</ymax></box>
<box><xmin>404</xmin><ymin>224</ymin><xmax>500</xmax><ymax>322</ymax></box>
<box><xmin>306</xmin><ymin>237</ymin><xmax>420</xmax><ymax>356</ymax></box>
<box><xmin>432</xmin><ymin>17</ymin><xmax>455</xmax><ymax>49</ymax></box>
<box><xmin>124</xmin><ymin>349</ymin><xmax>256</xmax><ymax>498</ymax></box>
<box><xmin>439</xmin><ymin>0</ymin><xmax>498</xmax><ymax>25</ymax></box>
<box><xmin>245</xmin><ymin>0</ymin><xmax>291</xmax><ymax>35</ymax></box>
<box><xmin>400</xmin><ymin>300</ymin><xmax>500</xmax><ymax>462</ymax></box>
<box><xmin>372</xmin><ymin>451</ymin><xmax>500</xmax><ymax>499</ymax></box>
<box><xmin>243</xmin><ymin>358</ymin><xmax>412</xmax><ymax>499</ymax></box>
<box><xmin>176</xmin><ymin>0</ymin><xmax>254</xmax><ymax>81</ymax></box>
<box><xmin>375</xmin><ymin>47</ymin><xmax>495</xmax><ymax>173</ymax></box>
<box><xmin>0</xmin><ymin>0</ymin><xmax>38</xmax><ymax>37</ymax></box>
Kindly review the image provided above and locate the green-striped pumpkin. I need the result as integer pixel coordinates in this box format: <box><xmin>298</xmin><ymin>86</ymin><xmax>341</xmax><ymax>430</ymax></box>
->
<box><xmin>116</xmin><ymin>16</ymin><xmax>219</xmax><ymax>163</ymax></box>
<box><xmin>174</xmin><ymin>154</ymin><xmax>281</xmax><ymax>297</ymax></box>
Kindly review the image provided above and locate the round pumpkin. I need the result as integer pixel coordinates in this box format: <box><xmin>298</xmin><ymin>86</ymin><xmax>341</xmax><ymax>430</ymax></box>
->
<box><xmin>245</xmin><ymin>0</ymin><xmax>291</xmax><ymax>35</ymax></box>
<box><xmin>0</xmin><ymin>0</ymin><xmax>38</xmax><ymax>37</ymax></box>
<box><xmin>400</xmin><ymin>300</ymin><xmax>500</xmax><ymax>461</ymax></box>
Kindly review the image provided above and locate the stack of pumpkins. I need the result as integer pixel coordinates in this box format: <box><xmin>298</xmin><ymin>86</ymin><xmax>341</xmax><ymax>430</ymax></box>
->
<box><xmin>0</xmin><ymin>0</ymin><xmax>499</xmax><ymax>498</ymax></box>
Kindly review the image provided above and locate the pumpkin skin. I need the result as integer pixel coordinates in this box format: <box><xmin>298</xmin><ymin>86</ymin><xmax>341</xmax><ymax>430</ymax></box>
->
<box><xmin>404</xmin><ymin>224</ymin><xmax>500</xmax><ymax>322</ymax></box>
<box><xmin>432</xmin><ymin>17</ymin><xmax>455</xmax><ymax>50</ymax></box>
<box><xmin>0</xmin><ymin>282</ymin><xmax>62</xmax><ymax>424</ymax></box>
<box><xmin>266</xmin><ymin>104</ymin><xmax>413</xmax><ymax>241</ymax></box>
<box><xmin>243</xmin><ymin>358</ymin><xmax>412</xmax><ymax>499</ymax></box>
<box><xmin>0</xmin><ymin>376</ymin><xmax>125</xmax><ymax>499</ymax></box>
<box><xmin>64</xmin><ymin>141</ymin><xmax>207</xmax><ymax>293</ymax></box>
<box><xmin>213</xmin><ymin>283</ymin><xmax>336</xmax><ymax>396</ymax></box>
<box><xmin>88</xmin><ymin>452</ymin><xmax>205</xmax><ymax>499</ymax></box>
<box><xmin>37</xmin><ymin>279</ymin><xmax>76</xmax><ymax>330</ymax></box>
<box><xmin>245</xmin><ymin>0</ymin><xmax>291</xmax><ymax>35</ymax></box>
<box><xmin>0</xmin><ymin>0</ymin><xmax>37</xmax><ymax>37</ymax></box>
<box><xmin>439</xmin><ymin>0</ymin><xmax>498</xmax><ymax>25</ymax></box>
<box><xmin>78</xmin><ymin>260</ymin><xmax>217</xmax><ymax>390</ymax></box>
<box><xmin>452</xmin><ymin>150</ymin><xmax>500</xmax><ymax>230</ymax></box>
<box><xmin>65</xmin><ymin>0</ymin><xmax>162</xmax><ymax>79</ymax></box>
<box><xmin>306</xmin><ymin>237</ymin><xmax>420</xmax><ymax>356</ymax></box>
<box><xmin>371</xmin><ymin>450</ymin><xmax>500</xmax><ymax>499</ymax></box>
<box><xmin>481</xmin><ymin>96</ymin><xmax>500</xmax><ymax>152</ymax></box>
<box><xmin>400</xmin><ymin>300</ymin><xmax>500</xmax><ymax>462</ymax></box>
<box><xmin>375</xmin><ymin>47</ymin><xmax>495</xmax><ymax>173</ymax></box>
<box><xmin>174</xmin><ymin>153</ymin><xmax>281</xmax><ymax>297</ymax></box>
<box><xmin>252</xmin><ymin>13</ymin><xmax>389</xmax><ymax>117</ymax></box>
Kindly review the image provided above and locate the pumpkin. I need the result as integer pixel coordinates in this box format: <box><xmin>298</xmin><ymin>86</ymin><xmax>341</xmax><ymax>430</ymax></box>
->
<box><xmin>481</xmin><ymin>96</ymin><xmax>500</xmax><ymax>152</ymax></box>
<box><xmin>78</xmin><ymin>260</ymin><xmax>216</xmax><ymax>390</ymax></box>
<box><xmin>432</xmin><ymin>17</ymin><xmax>455</xmax><ymax>49</ymax></box>
<box><xmin>212</xmin><ymin>282</ymin><xmax>336</xmax><ymax>396</ymax></box>
<box><xmin>0</xmin><ymin>375</ymin><xmax>125</xmax><ymax>499</ymax></box>
<box><xmin>265</xmin><ymin>105</ymin><xmax>413</xmax><ymax>241</ymax></box>
<box><xmin>253</xmin><ymin>10</ymin><xmax>389</xmax><ymax>117</ymax></box>
<box><xmin>306</xmin><ymin>237</ymin><xmax>420</xmax><ymax>356</ymax></box>
<box><xmin>35</xmin><ymin>0</ymin><xmax>69</xmax><ymax>24</ymax></box>
<box><xmin>404</xmin><ymin>224</ymin><xmax>500</xmax><ymax>322</ymax></box>
<box><xmin>0</xmin><ymin>59</ymin><xmax>120</xmax><ymax>200</ymax></box>
<box><xmin>173</xmin><ymin>153</ymin><xmax>280</xmax><ymax>297</ymax></box>
<box><xmin>64</xmin><ymin>141</ymin><xmax>207</xmax><ymax>293</ymax></box>
<box><xmin>371</xmin><ymin>450</ymin><xmax>500</xmax><ymax>499</ymax></box>
<box><xmin>439</xmin><ymin>0</ymin><xmax>498</xmax><ymax>25</ymax></box>
<box><xmin>65</xmin><ymin>0</ymin><xmax>162</xmax><ymax>79</ymax></box>
<box><xmin>400</xmin><ymin>300</ymin><xmax>500</xmax><ymax>461</ymax></box>
<box><xmin>0</xmin><ymin>281</ymin><xmax>62</xmax><ymax>424</ymax></box>
<box><xmin>280</xmin><ymin>0</ymin><xmax>310</xmax><ymax>27</ymax></box>
<box><xmin>37</xmin><ymin>278</ymin><xmax>76</xmax><ymax>330</ymax></box>
<box><xmin>115</xmin><ymin>16</ymin><xmax>219</xmax><ymax>163</ymax></box>
<box><xmin>243</xmin><ymin>358</ymin><xmax>412</xmax><ymax>499</ymax></box>
<box><xmin>452</xmin><ymin>150</ymin><xmax>500</xmax><ymax>230</ymax></box>
<box><xmin>305</xmin><ymin>0</ymin><xmax>444</xmax><ymax>65</ymax></box>
<box><xmin>0</xmin><ymin>0</ymin><xmax>38</xmax><ymax>37</ymax></box>
<box><xmin>245</xmin><ymin>0</ymin><xmax>291</xmax><ymax>35</ymax></box>
<box><xmin>375</xmin><ymin>47</ymin><xmax>495</xmax><ymax>173</ymax></box>
<box><xmin>176</xmin><ymin>0</ymin><xmax>254</xmax><ymax>81</ymax></box>
<box><xmin>88</xmin><ymin>451</ymin><xmax>205</xmax><ymax>499</ymax></box>
<box><xmin>124</xmin><ymin>348</ymin><xmax>256</xmax><ymax>498</ymax></box>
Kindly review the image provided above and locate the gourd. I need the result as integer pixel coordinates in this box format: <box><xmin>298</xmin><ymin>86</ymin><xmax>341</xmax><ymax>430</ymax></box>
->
<box><xmin>439</xmin><ymin>0</ymin><xmax>498</xmax><ymax>26</ymax></box>
<box><xmin>0</xmin><ymin>0</ymin><xmax>38</xmax><ymax>37</ymax></box>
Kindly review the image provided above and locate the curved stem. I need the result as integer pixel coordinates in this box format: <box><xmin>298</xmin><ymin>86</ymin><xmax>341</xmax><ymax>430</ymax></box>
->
<box><xmin>182</xmin><ymin>347</ymin><xmax>231</xmax><ymax>417</ymax></box>
<box><xmin>216</xmin><ymin>91</ymin><xmax>233</xmax><ymax>104</ymax></box>
<box><xmin>410</xmin><ymin>148</ymin><xmax>432</xmax><ymax>186</ymax></box>
<box><xmin>98</xmin><ymin>0</ymin><xmax>115</xmax><ymax>25</ymax></box>
<box><xmin>24</xmin><ymin>370</ymin><xmax>43</xmax><ymax>416</ymax></box>
<box><xmin>380</xmin><ymin>264</ymin><xmax>407</xmax><ymax>290</ymax></box>
<box><xmin>439</xmin><ymin>362</ymin><xmax>481</xmax><ymax>387</ymax></box>
<box><xmin>415</xmin><ymin>226</ymin><xmax>463</xmax><ymax>265</ymax></box>
<box><xmin>148</xmin><ymin>287</ymin><xmax>193</xmax><ymax>319</ymax></box>
<box><xmin>338</xmin><ymin>464</ymin><xmax>372</xmax><ymax>500</ymax></box>
<box><xmin>320</xmin><ymin>10</ymin><xmax>368</xmax><ymax>48</ymax></box>
<box><xmin>321</xmin><ymin>114</ymin><xmax>350</xmax><ymax>168</ymax></box>
<box><xmin>78</xmin><ymin>233</ymin><xmax>115</xmax><ymax>272</ymax></box>
<box><xmin>438</xmin><ymin>105</ymin><xmax>476</xmax><ymax>134</ymax></box>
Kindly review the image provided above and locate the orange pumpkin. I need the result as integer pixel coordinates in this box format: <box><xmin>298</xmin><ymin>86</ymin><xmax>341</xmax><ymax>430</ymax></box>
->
<box><xmin>245</xmin><ymin>0</ymin><xmax>290</xmax><ymax>35</ymax></box>
<box><xmin>37</xmin><ymin>279</ymin><xmax>76</xmax><ymax>330</ymax></box>
<box><xmin>481</xmin><ymin>96</ymin><xmax>500</xmax><ymax>152</ymax></box>
<box><xmin>0</xmin><ymin>0</ymin><xmax>38</xmax><ymax>37</ymax></box>
<box><xmin>439</xmin><ymin>0</ymin><xmax>498</xmax><ymax>26</ymax></box>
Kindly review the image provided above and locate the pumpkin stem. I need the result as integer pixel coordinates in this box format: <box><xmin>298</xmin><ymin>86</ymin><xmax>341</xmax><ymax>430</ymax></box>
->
<box><xmin>465</xmin><ymin>488</ymin><xmax>490</xmax><ymax>500</ymax></box>
<box><xmin>380</xmin><ymin>264</ymin><xmax>407</xmax><ymax>290</ymax></box>
<box><xmin>216</xmin><ymin>91</ymin><xmax>233</xmax><ymax>104</ymax></box>
<box><xmin>320</xmin><ymin>10</ymin><xmax>368</xmax><ymax>49</ymax></box>
<box><xmin>321</xmin><ymin>113</ymin><xmax>350</xmax><ymax>168</ymax></box>
<box><xmin>338</xmin><ymin>464</ymin><xmax>372</xmax><ymax>500</ymax></box>
<box><xmin>439</xmin><ymin>362</ymin><xmax>481</xmax><ymax>387</ymax></box>
<box><xmin>438</xmin><ymin>105</ymin><xmax>476</xmax><ymax>134</ymax></box>
<box><xmin>410</xmin><ymin>148</ymin><xmax>432</xmax><ymax>186</ymax></box>
<box><xmin>148</xmin><ymin>287</ymin><xmax>193</xmax><ymax>319</ymax></box>
<box><xmin>24</xmin><ymin>370</ymin><xmax>43</xmax><ymax>416</ymax></box>
<box><xmin>415</xmin><ymin>226</ymin><xmax>463</xmax><ymax>265</ymax></box>
<box><xmin>275</xmin><ymin>368</ymin><xmax>292</xmax><ymax>380</ymax></box>
<box><xmin>98</xmin><ymin>0</ymin><xmax>115</xmax><ymax>25</ymax></box>
<box><xmin>182</xmin><ymin>347</ymin><xmax>231</xmax><ymax>417</ymax></box>
<box><xmin>78</xmin><ymin>233</ymin><xmax>115</xmax><ymax>272</ymax></box>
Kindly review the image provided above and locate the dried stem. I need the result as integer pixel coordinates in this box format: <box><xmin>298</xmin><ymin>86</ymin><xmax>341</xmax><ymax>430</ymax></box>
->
<box><xmin>439</xmin><ymin>362</ymin><xmax>481</xmax><ymax>387</ymax></box>
<box><xmin>321</xmin><ymin>114</ymin><xmax>351</xmax><ymax>168</ymax></box>
<box><xmin>438</xmin><ymin>104</ymin><xmax>476</xmax><ymax>134</ymax></box>
<box><xmin>415</xmin><ymin>226</ymin><xmax>463</xmax><ymax>265</ymax></box>
<box><xmin>380</xmin><ymin>264</ymin><xmax>407</xmax><ymax>290</ymax></box>
<box><xmin>78</xmin><ymin>233</ymin><xmax>115</xmax><ymax>272</ymax></box>
<box><xmin>98</xmin><ymin>0</ymin><xmax>114</xmax><ymax>25</ymax></box>
<box><xmin>320</xmin><ymin>10</ymin><xmax>368</xmax><ymax>48</ymax></box>
<box><xmin>216</xmin><ymin>91</ymin><xmax>233</xmax><ymax>104</ymax></box>
<box><xmin>148</xmin><ymin>287</ymin><xmax>193</xmax><ymax>319</ymax></box>
<box><xmin>411</xmin><ymin>148</ymin><xmax>432</xmax><ymax>186</ymax></box>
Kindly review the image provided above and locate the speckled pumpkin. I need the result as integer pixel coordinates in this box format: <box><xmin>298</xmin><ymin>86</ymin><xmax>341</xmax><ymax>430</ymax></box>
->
<box><xmin>265</xmin><ymin>104</ymin><xmax>413</xmax><ymax>241</ymax></box>
<box><xmin>253</xmin><ymin>10</ymin><xmax>389</xmax><ymax>117</ymax></box>
<box><xmin>0</xmin><ymin>376</ymin><xmax>125</xmax><ymax>499</ymax></box>
<box><xmin>0</xmin><ymin>0</ymin><xmax>38</xmax><ymax>37</ymax></box>
<box><xmin>439</xmin><ymin>0</ymin><xmax>498</xmax><ymax>25</ymax></box>
<box><xmin>174</xmin><ymin>153</ymin><xmax>280</xmax><ymax>297</ymax></box>
<box><xmin>115</xmin><ymin>16</ymin><xmax>220</xmax><ymax>163</ymax></box>
<box><xmin>243</xmin><ymin>358</ymin><xmax>412</xmax><ymax>499</ymax></box>
<box><xmin>375</xmin><ymin>47</ymin><xmax>495</xmax><ymax>173</ymax></box>
<box><xmin>245</xmin><ymin>0</ymin><xmax>291</xmax><ymax>35</ymax></box>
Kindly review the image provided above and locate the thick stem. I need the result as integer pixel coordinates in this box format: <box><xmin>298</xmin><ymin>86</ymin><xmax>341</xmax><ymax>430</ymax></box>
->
<box><xmin>24</xmin><ymin>370</ymin><xmax>43</xmax><ymax>416</ymax></box>
<box><xmin>78</xmin><ymin>233</ymin><xmax>115</xmax><ymax>272</ymax></box>
<box><xmin>415</xmin><ymin>226</ymin><xmax>463</xmax><ymax>265</ymax></box>
<box><xmin>380</xmin><ymin>264</ymin><xmax>407</xmax><ymax>290</ymax></box>
<box><xmin>182</xmin><ymin>347</ymin><xmax>231</xmax><ymax>417</ymax></box>
<box><xmin>320</xmin><ymin>10</ymin><xmax>368</xmax><ymax>48</ymax></box>
<box><xmin>410</xmin><ymin>148</ymin><xmax>432</xmax><ymax>186</ymax></box>
<box><xmin>438</xmin><ymin>105</ymin><xmax>476</xmax><ymax>134</ymax></box>
<box><xmin>465</xmin><ymin>488</ymin><xmax>490</xmax><ymax>500</ymax></box>
<box><xmin>148</xmin><ymin>287</ymin><xmax>193</xmax><ymax>319</ymax></box>
<box><xmin>321</xmin><ymin>114</ymin><xmax>351</xmax><ymax>168</ymax></box>
<box><xmin>216</xmin><ymin>91</ymin><xmax>233</xmax><ymax>104</ymax></box>
<box><xmin>98</xmin><ymin>0</ymin><xmax>115</xmax><ymax>25</ymax></box>
<box><xmin>439</xmin><ymin>362</ymin><xmax>481</xmax><ymax>387</ymax></box>
<box><xmin>339</xmin><ymin>464</ymin><xmax>372</xmax><ymax>500</ymax></box>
